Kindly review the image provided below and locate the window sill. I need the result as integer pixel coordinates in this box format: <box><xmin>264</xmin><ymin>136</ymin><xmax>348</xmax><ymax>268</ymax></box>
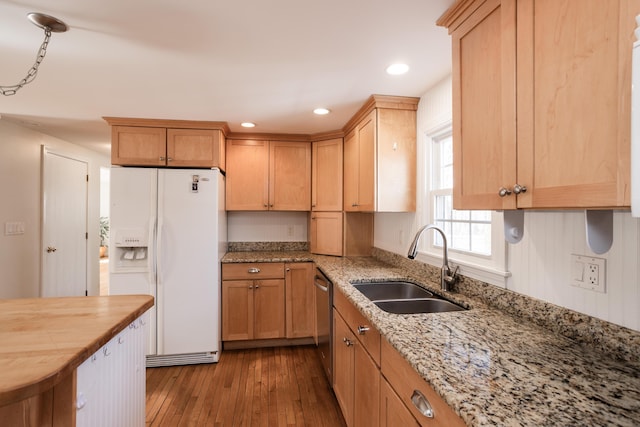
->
<box><xmin>414</xmin><ymin>251</ymin><xmax>510</xmax><ymax>288</ymax></box>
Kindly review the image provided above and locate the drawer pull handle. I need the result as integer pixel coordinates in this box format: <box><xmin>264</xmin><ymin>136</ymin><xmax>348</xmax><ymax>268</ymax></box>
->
<box><xmin>248</xmin><ymin>267</ymin><xmax>261</xmax><ymax>274</ymax></box>
<box><xmin>357</xmin><ymin>325</ymin><xmax>370</xmax><ymax>335</ymax></box>
<box><xmin>343</xmin><ymin>337</ymin><xmax>353</xmax><ymax>347</ymax></box>
<box><xmin>411</xmin><ymin>390</ymin><xmax>434</xmax><ymax>418</ymax></box>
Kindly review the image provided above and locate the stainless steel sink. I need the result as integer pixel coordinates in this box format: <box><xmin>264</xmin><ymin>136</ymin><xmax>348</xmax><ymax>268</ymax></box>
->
<box><xmin>350</xmin><ymin>280</ymin><xmax>467</xmax><ymax>314</ymax></box>
<box><xmin>374</xmin><ymin>299</ymin><xmax>465</xmax><ymax>314</ymax></box>
<box><xmin>352</xmin><ymin>281</ymin><xmax>434</xmax><ymax>301</ymax></box>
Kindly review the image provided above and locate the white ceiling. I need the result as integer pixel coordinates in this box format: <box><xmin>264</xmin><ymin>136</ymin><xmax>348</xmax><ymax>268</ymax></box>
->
<box><xmin>0</xmin><ymin>0</ymin><xmax>454</xmax><ymax>155</ymax></box>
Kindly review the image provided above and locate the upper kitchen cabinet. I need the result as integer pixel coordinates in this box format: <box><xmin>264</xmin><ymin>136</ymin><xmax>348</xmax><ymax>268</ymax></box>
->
<box><xmin>226</xmin><ymin>139</ymin><xmax>311</xmax><ymax>211</ymax></box>
<box><xmin>438</xmin><ymin>0</ymin><xmax>640</xmax><ymax>210</ymax></box>
<box><xmin>104</xmin><ymin>117</ymin><xmax>227</xmax><ymax>169</ymax></box>
<box><xmin>343</xmin><ymin>95</ymin><xmax>418</xmax><ymax>212</ymax></box>
<box><xmin>312</xmin><ymin>137</ymin><xmax>343</xmax><ymax>211</ymax></box>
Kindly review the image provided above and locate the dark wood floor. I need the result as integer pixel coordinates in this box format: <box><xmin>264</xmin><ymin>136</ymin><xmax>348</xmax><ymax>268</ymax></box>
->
<box><xmin>146</xmin><ymin>345</ymin><xmax>347</xmax><ymax>426</ymax></box>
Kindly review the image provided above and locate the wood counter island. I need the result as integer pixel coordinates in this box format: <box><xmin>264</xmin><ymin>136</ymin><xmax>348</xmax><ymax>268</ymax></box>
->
<box><xmin>0</xmin><ymin>295</ymin><xmax>154</xmax><ymax>427</ymax></box>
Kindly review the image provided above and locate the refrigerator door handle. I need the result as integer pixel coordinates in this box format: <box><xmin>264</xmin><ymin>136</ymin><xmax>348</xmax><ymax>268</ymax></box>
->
<box><xmin>148</xmin><ymin>216</ymin><xmax>157</xmax><ymax>286</ymax></box>
<box><xmin>156</xmin><ymin>216</ymin><xmax>163</xmax><ymax>285</ymax></box>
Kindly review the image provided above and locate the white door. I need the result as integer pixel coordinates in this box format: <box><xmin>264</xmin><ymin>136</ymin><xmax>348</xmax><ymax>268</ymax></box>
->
<box><xmin>41</xmin><ymin>148</ymin><xmax>88</xmax><ymax>297</ymax></box>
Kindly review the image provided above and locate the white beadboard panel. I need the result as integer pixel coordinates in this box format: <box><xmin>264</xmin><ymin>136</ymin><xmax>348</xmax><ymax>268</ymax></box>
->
<box><xmin>227</xmin><ymin>211</ymin><xmax>308</xmax><ymax>242</ymax></box>
<box><xmin>507</xmin><ymin>211</ymin><xmax>640</xmax><ymax>331</ymax></box>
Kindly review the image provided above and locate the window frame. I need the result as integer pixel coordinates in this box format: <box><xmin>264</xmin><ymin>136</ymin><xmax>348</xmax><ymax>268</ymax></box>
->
<box><xmin>416</xmin><ymin>121</ymin><xmax>510</xmax><ymax>288</ymax></box>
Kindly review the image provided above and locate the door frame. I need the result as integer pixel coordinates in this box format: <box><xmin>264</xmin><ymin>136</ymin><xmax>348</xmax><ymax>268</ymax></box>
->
<box><xmin>40</xmin><ymin>146</ymin><xmax>89</xmax><ymax>297</ymax></box>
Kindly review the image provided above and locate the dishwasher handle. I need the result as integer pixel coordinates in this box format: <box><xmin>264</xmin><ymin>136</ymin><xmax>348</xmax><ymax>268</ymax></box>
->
<box><xmin>314</xmin><ymin>276</ymin><xmax>329</xmax><ymax>292</ymax></box>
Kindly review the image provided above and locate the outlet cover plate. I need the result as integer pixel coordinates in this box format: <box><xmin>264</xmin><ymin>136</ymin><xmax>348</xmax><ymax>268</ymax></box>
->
<box><xmin>571</xmin><ymin>254</ymin><xmax>606</xmax><ymax>293</ymax></box>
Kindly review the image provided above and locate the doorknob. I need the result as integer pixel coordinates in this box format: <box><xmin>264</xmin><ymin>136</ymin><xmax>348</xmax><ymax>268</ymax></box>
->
<box><xmin>46</xmin><ymin>246</ymin><xmax>57</xmax><ymax>253</ymax></box>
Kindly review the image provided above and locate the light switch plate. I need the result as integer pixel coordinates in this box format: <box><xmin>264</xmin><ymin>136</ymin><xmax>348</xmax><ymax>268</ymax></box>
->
<box><xmin>570</xmin><ymin>254</ymin><xmax>606</xmax><ymax>293</ymax></box>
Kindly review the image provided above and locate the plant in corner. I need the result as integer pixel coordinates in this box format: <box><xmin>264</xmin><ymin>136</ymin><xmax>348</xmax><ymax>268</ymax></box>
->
<box><xmin>99</xmin><ymin>216</ymin><xmax>109</xmax><ymax>257</ymax></box>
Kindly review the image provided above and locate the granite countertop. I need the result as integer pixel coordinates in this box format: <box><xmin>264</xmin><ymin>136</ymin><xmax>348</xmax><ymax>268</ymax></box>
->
<box><xmin>222</xmin><ymin>251</ymin><xmax>640</xmax><ymax>426</ymax></box>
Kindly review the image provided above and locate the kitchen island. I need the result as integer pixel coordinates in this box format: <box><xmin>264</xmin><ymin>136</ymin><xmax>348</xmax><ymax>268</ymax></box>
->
<box><xmin>0</xmin><ymin>294</ymin><xmax>154</xmax><ymax>426</ymax></box>
<box><xmin>222</xmin><ymin>250</ymin><xmax>640</xmax><ymax>426</ymax></box>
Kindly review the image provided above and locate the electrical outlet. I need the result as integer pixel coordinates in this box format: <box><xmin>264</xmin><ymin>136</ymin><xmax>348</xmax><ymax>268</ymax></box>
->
<box><xmin>571</xmin><ymin>254</ymin><xmax>606</xmax><ymax>293</ymax></box>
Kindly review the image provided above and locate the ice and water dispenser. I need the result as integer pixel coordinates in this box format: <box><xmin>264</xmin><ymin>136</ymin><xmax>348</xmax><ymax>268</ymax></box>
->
<box><xmin>111</xmin><ymin>228</ymin><xmax>149</xmax><ymax>272</ymax></box>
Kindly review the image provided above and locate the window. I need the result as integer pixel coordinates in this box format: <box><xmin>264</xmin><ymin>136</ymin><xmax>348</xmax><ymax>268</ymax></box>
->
<box><xmin>430</xmin><ymin>131</ymin><xmax>491</xmax><ymax>256</ymax></box>
<box><xmin>418</xmin><ymin>122</ymin><xmax>508</xmax><ymax>288</ymax></box>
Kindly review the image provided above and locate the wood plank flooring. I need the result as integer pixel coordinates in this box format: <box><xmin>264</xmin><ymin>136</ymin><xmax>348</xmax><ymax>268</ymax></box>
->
<box><xmin>146</xmin><ymin>345</ymin><xmax>347</xmax><ymax>427</ymax></box>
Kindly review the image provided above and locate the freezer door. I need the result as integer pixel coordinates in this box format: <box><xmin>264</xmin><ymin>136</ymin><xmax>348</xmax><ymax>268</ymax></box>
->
<box><xmin>109</xmin><ymin>167</ymin><xmax>158</xmax><ymax>355</ymax></box>
<box><xmin>157</xmin><ymin>169</ymin><xmax>221</xmax><ymax>356</ymax></box>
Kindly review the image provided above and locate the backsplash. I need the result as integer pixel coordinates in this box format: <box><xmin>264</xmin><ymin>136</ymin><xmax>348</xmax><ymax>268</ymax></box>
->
<box><xmin>372</xmin><ymin>247</ymin><xmax>640</xmax><ymax>363</ymax></box>
<box><xmin>227</xmin><ymin>241</ymin><xmax>309</xmax><ymax>252</ymax></box>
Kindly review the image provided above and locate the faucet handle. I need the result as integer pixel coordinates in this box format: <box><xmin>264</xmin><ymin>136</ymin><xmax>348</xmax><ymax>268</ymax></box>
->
<box><xmin>444</xmin><ymin>265</ymin><xmax>460</xmax><ymax>287</ymax></box>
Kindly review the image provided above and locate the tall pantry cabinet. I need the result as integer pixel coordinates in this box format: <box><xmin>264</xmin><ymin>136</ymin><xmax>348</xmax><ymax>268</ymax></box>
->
<box><xmin>310</xmin><ymin>137</ymin><xmax>344</xmax><ymax>256</ymax></box>
<box><xmin>438</xmin><ymin>0</ymin><xmax>640</xmax><ymax>210</ymax></box>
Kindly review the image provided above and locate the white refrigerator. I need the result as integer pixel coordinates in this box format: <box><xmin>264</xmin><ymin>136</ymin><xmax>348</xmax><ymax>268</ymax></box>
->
<box><xmin>109</xmin><ymin>167</ymin><xmax>226</xmax><ymax>366</ymax></box>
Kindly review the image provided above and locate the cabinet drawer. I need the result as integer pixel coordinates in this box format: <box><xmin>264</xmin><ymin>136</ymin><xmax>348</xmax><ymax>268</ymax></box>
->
<box><xmin>381</xmin><ymin>339</ymin><xmax>465</xmax><ymax>427</ymax></box>
<box><xmin>333</xmin><ymin>288</ymin><xmax>380</xmax><ymax>366</ymax></box>
<box><xmin>222</xmin><ymin>262</ymin><xmax>284</xmax><ymax>280</ymax></box>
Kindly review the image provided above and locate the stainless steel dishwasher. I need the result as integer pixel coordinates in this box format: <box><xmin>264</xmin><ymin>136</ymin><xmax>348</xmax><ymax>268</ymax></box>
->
<box><xmin>314</xmin><ymin>267</ymin><xmax>333</xmax><ymax>384</ymax></box>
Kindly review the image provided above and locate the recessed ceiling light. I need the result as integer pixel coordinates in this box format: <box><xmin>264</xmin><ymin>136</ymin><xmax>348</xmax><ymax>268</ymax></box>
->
<box><xmin>241</xmin><ymin>122</ymin><xmax>255</xmax><ymax>128</ymax></box>
<box><xmin>313</xmin><ymin>108</ymin><xmax>330</xmax><ymax>115</ymax></box>
<box><xmin>386</xmin><ymin>63</ymin><xmax>409</xmax><ymax>75</ymax></box>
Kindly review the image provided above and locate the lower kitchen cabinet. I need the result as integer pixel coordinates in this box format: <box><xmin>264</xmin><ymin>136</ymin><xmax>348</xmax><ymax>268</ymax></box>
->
<box><xmin>380</xmin><ymin>378</ymin><xmax>419</xmax><ymax>427</ymax></box>
<box><xmin>333</xmin><ymin>288</ymin><xmax>381</xmax><ymax>427</ymax></box>
<box><xmin>221</xmin><ymin>263</ymin><xmax>285</xmax><ymax>341</ymax></box>
<box><xmin>285</xmin><ymin>262</ymin><xmax>315</xmax><ymax>338</ymax></box>
<box><xmin>332</xmin><ymin>286</ymin><xmax>465</xmax><ymax>427</ymax></box>
<box><xmin>381</xmin><ymin>339</ymin><xmax>465</xmax><ymax>427</ymax></box>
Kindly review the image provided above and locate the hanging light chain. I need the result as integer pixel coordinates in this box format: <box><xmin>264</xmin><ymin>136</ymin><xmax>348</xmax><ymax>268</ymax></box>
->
<box><xmin>1</xmin><ymin>27</ymin><xmax>52</xmax><ymax>96</ymax></box>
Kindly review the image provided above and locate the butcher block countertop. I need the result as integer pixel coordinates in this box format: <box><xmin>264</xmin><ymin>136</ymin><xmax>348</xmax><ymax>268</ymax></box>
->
<box><xmin>0</xmin><ymin>295</ymin><xmax>154</xmax><ymax>407</ymax></box>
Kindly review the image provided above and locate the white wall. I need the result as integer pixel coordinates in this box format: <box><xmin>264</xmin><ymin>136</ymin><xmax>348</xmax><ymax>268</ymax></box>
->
<box><xmin>227</xmin><ymin>211</ymin><xmax>308</xmax><ymax>242</ymax></box>
<box><xmin>375</xmin><ymin>76</ymin><xmax>640</xmax><ymax>332</ymax></box>
<box><xmin>0</xmin><ymin>119</ymin><xmax>110</xmax><ymax>298</ymax></box>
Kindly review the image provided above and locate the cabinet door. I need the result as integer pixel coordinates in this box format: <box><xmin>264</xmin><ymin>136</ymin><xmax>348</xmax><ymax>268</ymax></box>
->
<box><xmin>380</xmin><ymin>378</ymin><xmax>419</xmax><ymax>427</ymax></box>
<box><xmin>376</xmin><ymin>109</ymin><xmax>417</xmax><ymax>212</ymax></box>
<box><xmin>111</xmin><ymin>126</ymin><xmax>167</xmax><ymax>166</ymax></box>
<box><xmin>310</xmin><ymin>212</ymin><xmax>343</xmax><ymax>256</ymax></box>
<box><xmin>226</xmin><ymin>139</ymin><xmax>269</xmax><ymax>210</ymax></box>
<box><xmin>253</xmin><ymin>279</ymin><xmax>285</xmax><ymax>339</ymax></box>
<box><xmin>353</xmin><ymin>343</ymin><xmax>379</xmax><ymax>427</ymax></box>
<box><xmin>356</xmin><ymin>111</ymin><xmax>376</xmax><ymax>212</ymax></box>
<box><xmin>450</xmin><ymin>0</ymin><xmax>517</xmax><ymax>210</ymax></box>
<box><xmin>312</xmin><ymin>138</ymin><xmax>343</xmax><ymax>211</ymax></box>
<box><xmin>285</xmin><ymin>263</ymin><xmax>314</xmax><ymax>338</ymax></box>
<box><xmin>166</xmin><ymin>129</ymin><xmax>224</xmax><ymax>168</ymax></box>
<box><xmin>222</xmin><ymin>280</ymin><xmax>253</xmax><ymax>341</ymax></box>
<box><xmin>343</xmin><ymin>129</ymin><xmax>359</xmax><ymax>212</ymax></box>
<box><xmin>269</xmin><ymin>141</ymin><xmax>311</xmax><ymax>210</ymax></box>
<box><xmin>516</xmin><ymin>0</ymin><xmax>636</xmax><ymax>208</ymax></box>
<box><xmin>333</xmin><ymin>310</ymin><xmax>355</xmax><ymax>427</ymax></box>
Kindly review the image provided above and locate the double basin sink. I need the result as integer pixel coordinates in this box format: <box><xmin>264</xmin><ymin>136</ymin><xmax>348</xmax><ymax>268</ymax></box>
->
<box><xmin>351</xmin><ymin>280</ymin><xmax>467</xmax><ymax>314</ymax></box>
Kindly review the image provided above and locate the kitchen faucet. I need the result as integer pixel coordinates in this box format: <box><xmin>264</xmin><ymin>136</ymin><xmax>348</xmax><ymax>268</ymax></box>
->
<box><xmin>407</xmin><ymin>224</ymin><xmax>459</xmax><ymax>292</ymax></box>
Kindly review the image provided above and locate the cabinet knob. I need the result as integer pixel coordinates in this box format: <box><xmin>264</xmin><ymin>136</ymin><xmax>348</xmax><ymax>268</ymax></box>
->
<box><xmin>357</xmin><ymin>325</ymin><xmax>370</xmax><ymax>335</ymax></box>
<box><xmin>159</xmin><ymin>156</ymin><xmax>166</xmax><ymax>161</ymax></box>
<box><xmin>498</xmin><ymin>187</ymin><xmax>512</xmax><ymax>197</ymax></box>
<box><xmin>343</xmin><ymin>337</ymin><xmax>354</xmax><ymax>347</ymax></box>
<box><xmin>352</xmin><ymin>203</ymin><xmax>359</xmax><ymax>207</ymax></box>
<box><xmin>167</xmin><ymin>157</ymin><xmax>173</xmax><ymax>162</ymax></box>
<box><xmin>255</xmin><ymin>284</ymin><xmax>260</xmax><ymax>289</ymax></box>
<box><xmin>249</xmin><ymin>285</ymin><xmax>253</xmax><ymax>289</ymax></box>
<box><xmin>248</xmin><ymin>267</ymin><xmax>261</xmax><ymax>274</ymax></box>
<box><xmin>513</xmin><ymin>184</ymin><xmax>527</xmax><ymax>194</ymax></box>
